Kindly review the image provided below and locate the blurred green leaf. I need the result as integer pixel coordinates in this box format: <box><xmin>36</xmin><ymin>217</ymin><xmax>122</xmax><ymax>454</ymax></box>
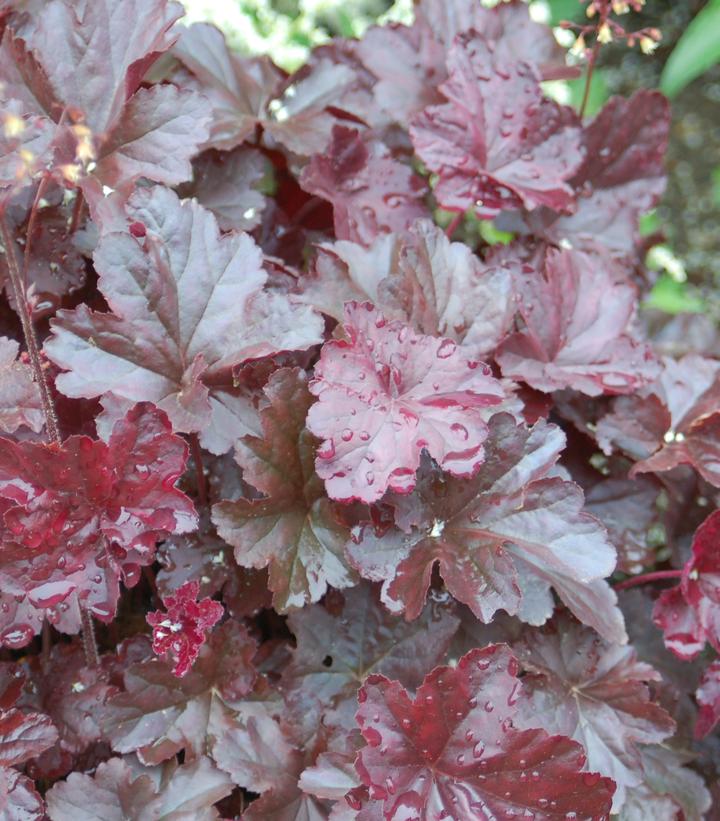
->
<box><xmin>644</xmin><ymin>274</ymin><xmax>705</xmax><ymax>314</ymax></box>
<box><xmin>660</xmin><ymin>0</ymin><xmax>720</xmax><ymax>98</ymax></box>
<box><xmin>543</xmin><ymin>0</ymin><xmax>584</xmax><ymax>26</ymax></box>
<box><xmin>638</xmin><ymin>210</ymin><xmax>660</xmax><ymax>236</ymax></box>
<box><xmin>712</xmin><ymin>166</ymin><xmax>720</xmax><ymax>206</ymax></box>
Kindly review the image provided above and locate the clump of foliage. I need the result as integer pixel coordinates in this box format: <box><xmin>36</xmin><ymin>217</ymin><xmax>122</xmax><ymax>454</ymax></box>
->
<box><xmin>0</xmin><ymin>0</ymin><xmax>716</xmax><ymax>818</ymax></box>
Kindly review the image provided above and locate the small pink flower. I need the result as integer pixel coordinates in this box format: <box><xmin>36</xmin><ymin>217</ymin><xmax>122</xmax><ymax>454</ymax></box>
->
<box><xmin>146</xmin><ymin>580</ymin><xmax>224</xmax><ymax>677</ymax></box>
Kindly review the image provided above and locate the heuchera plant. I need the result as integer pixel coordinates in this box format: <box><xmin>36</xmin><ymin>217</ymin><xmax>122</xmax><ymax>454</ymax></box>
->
<box><xmin>0</xmin><ymin>0</ymin><xmax>715</xmax><ymax>818</ymax></box>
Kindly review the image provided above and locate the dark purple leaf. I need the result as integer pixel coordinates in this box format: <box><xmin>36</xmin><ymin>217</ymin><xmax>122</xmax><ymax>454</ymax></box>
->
<box><xmin>45</xmin><ymin>185</ymin><xmax>323</xmax><ymax>453</ymax></box>
<box><xmin>347</xmin><ymin>413</ymin><xmax>625</xmax><ymax>642</ymax></box>
<box><xmin>410</xmin><ymin>33</ymin><xmax>582</xmax><ymax>218</ymax></box>
<box><xmin>300</xmin><ymin>126</ymin><xmax>429</xmax><ymax>246</ymax></box>
<box><xmin>0</xmin><ymin>337</ymin><xmax>43</xmax><ymax>434</ymax></box>
<box><xmin>513</xmin><ymin>614</ymin><xmax>675</xmax><ymax>810</ymax></box>
<box><xmin>212</xmin><ymin>368</ymin><xmax>356</xmax><ymax>610</ymax></box>
<box><xmin>496</xmin><ymin>246</ymin><xmax>658</xmax><ymax>396</ymax></box>
<box><xmin>45</xmin><ymin>755</ymin><xmax>233</xmax><ymax>821</ymax></box>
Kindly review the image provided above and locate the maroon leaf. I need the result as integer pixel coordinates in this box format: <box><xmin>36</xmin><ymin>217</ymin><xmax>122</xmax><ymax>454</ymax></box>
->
<box><xmin>45</xmin><ymin>755</ymin><xmax>233</xmax><ymax>821</ymax></box>
<box><xmin>101</xmin><ymin>620</ymin><xmax>256</xmax><ymax>763</ymax></box>
<box><xmin>355</xmin><ymin>644</ymin><xmax>616</xmax><ymax>819</ymax></box>
<box><xmin>0</xmin><ymin>337</ymin><xmax>43</xmax><ymax>434</ymax></box>
<box><xmin>91</xmin><ymin>84</ymin><xmax>211</xmax><ymax>191</ymax></box>
<box><xmin>147</xmin><ymin>580</ymin><xmax>224</xmax><ymax>678</ymax></box>
<box><xmin>15</xmin><ymin>203</ymin><xmax>87</xmax><ymax>313</ymax></box>
<box><xmin>301</xmin><ymin>221</ymin><xmax>515</xmax><ymax>359</ymax></box>
<box><xmin>496</xmin><ymin>246</ymin><xmax>658</xmax><ymax>396</ymax></box>
<box><xmin>653</xmin><ymin>510</ymin><xmax>720</xmax><ymax>661</ymax></box>
<box><xmin>410</xmin><ymin>33</ymin><xmax>582</xmax><ymax>218</ymax></box>
<box><xmin>179</xmin><ymin>147</ymin><xmax>268</xmax><ymax>232</ymax></box>
<box><xmin>30</xmin><ymin>0</ymin><xmax>183</xmax><ymax>135</ymax></box>
<box><xmin>628</xmin><ymin>354</ymin><xmax>720</xmax><ymax>487</ymax></box>
<box><xmin>156</xmin><ymin>514</ymin><xmax>236</xmax><ymax>601</ymax></box>
<box><xmin>0</xmin><ymin>768</ymin><xmax>45</xmax><ymax>821</ymax></box>
<box><xmin>45</xmin><ymin>185</ymin><xmax>323</xmax><ymax>453</ymax></box>
<box><xmin>212</xmin><ymin>368</ymin><xmax>357</xmax><ymax>611</ymax></box>
<box><xmin>211</xmin><ymin>699</ymin><xmax>330</xmax><ymax>821</ymax></box>
<box><xmin>174</xmin><ymin>22</ymin><xmax>356</xmax><ymax>155</ymax></box>
<box><xmin>357</xmin><ymin>0</ymin><xmax>572</xmax><ymax>126</ymax></box>
<box><xmin>347</xmin><ymin>413</ymin><xmax>625</xmax><ymax>642</ymax></box>
<box><xmin>300</xmin><ymin>126</ymin><xmax>429</xmax><ymax>246</ymax></box>
<box><xmin>22</xmin><ymin>0</ymin><xmax>209</xmax><ymax>191</ymax></box>
<box><xmin>528</xmin><ymin>91</ymin><xmax>670</xmax><ymax>256</ymax></box>
<box><xmin>695</xmin><ymin>659</ymin><xmax>720</xmax><ymax>739</ymax></box>
<box><xmin>306</xmin><ymin>301</ymin><xmax>505</xmax><ymax>504</ymax></box>
<box><xmin>282</xmin><ymin>582</ymin><xmax>459</xmax><ymax>710</ymax></box>
<box><xmin>0</xmin><ymin>709</ymin><xmax>58</xmax><ymax>767</ymax></box>
<box><xmin>0</xmin><ymin>403</ymin><xmax>197</xmax><ymax>644</ymax></box>
<box><xmin>513</xmin><ymin>614</ymin><xmax>675</xmax><ymax>810</ymax></box>
<box><xmin>18</xmin><ymin>643</ymin><xmax>117</xmax><ymax>766</ymax></box>
<box><xmin>584</xmin><ymin>477</ymin><xmax>662</xmax><ymax>575</ymax></box>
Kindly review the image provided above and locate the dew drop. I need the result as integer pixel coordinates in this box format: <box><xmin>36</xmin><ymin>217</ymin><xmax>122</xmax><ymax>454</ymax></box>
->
<box><xmin>456</xmin><ymin>753</ymin><xmax>465</xmax><ymax>765</ymax></box>
<box><xmin>451</xmin><ymin>422</ymin><xmax>469</xmax><ymax>441</ymax></box>
<box><xmin>359</xmin><ymin>430</ymin><xmax>370</xmax><ymax>442</ymax></box>
<box><xmin>472</xmin><ymin>741</ymin><xmax>485</xmax><ymax>759</ymax></box>
<box><xmin>483</xmin><ymin>700</ymin><xmax>494</xmax><ymax>713</ymax></box>
<box><xmin>341</xmin><ymin>428</ymin><xmax>353</xmax><ymax>442</ymax></box>
<box><xmin>365</xmin><ymin>471</ymin><xmax>375</xmax><ymax>486</ymax></box>
<box><xmin>436</xmin><ymin>339</ymin><xmax>457</xmax><ymax>359</ymax></box>
<box><xmin>1</xmin><ymin>624</ymin><xmax>34</xmax><ymax>648</ymax></box>
<box><xmin>317</xmin><ymin>439</ymin><xmax>336</xmax><ymax>459</ymax></box>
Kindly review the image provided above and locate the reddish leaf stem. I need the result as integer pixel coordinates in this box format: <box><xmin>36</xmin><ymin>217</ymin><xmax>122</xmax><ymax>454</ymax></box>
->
<box><xmin>614</xmin><ymin>569</ymin><xmax>683</xmax><ymax>592</ymax></box>
<box><xmin>445</xmin><ymin>212</ymin><xmax>463</xmax><ymax>239</ymax></box>
<box><xmin>23</xmin><ymin>173</ymin><xmax>52</xmax><ymax>280</ymax></box>
<box><xmin>81</xmin><ymin>609</ymin><xmax>100</xmax><ymax>668</ymax></box>
<box><xmin>68</xmin><ymin>189</ymin><xmax>86</xmax><ymax>236</ymax></box>
<box><xmin>0</xmin><ymin>212</ymin><xmax>61</xmax><ymax>444</ymax></box>
<box><xmin>189</xmin><ymin>432</ymin><xmax>209</xmax><ymax>508</ymax></box>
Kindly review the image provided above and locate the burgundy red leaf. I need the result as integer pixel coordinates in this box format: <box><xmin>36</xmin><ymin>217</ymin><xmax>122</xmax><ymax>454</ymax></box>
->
<box><xmin>0</xmin><ymin>403</ymin><xmax>196</xmax><ymax>644</ymax></box>
<box><xmin>355</xmin><ymin>644</ymin><xmax>616</xmax><ymax>819</ymax></box>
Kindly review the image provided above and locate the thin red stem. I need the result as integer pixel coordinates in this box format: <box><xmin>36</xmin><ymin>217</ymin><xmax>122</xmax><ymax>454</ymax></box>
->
<box><xmin>189</xmin><ymin>433</ymin><xmax>208</xmax><ymax>508</ymax></box>
<box><xmin>614</xmin><ymin>569</ymin><xmax>683</xmax><ymax>592</ymax></box>
<box><xmin>23</xmin><ymin>173</ymin><xmax>52</xmax><ymax>280</ymax></box>
<box><xmin>0</xmin><ymin>213</ymin><xmax>61</xmax><ymax>444</ymax></box>
<box><xmin>68</xmin><ymin>189</ymin><xmax>85</xmax><ymax>236</ymax></box>
<box><xmin>445</xmin><ymin>212</ymin><xmax>463</xmax><ymax>239</ymax></box>
<box><xmin>81</xmin><ymin>609</ymin><xmax>100</xmax><ymax>668</ymax></box>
